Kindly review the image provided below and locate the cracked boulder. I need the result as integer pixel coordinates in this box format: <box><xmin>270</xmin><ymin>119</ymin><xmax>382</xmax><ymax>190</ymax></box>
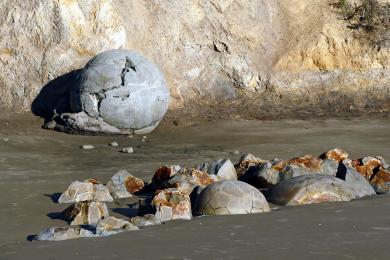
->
<box><xmin>107</xmin><ymin>170</ymin><xmax>145</xmax><ymax>199</ymax></box>
<box><xmin>34</xmin><ymin>226</ymin><xmax>94</xmax><ymax>241</ymax></box>
<box><xmin>196</xmin><ymin>159</ymin><xmax>237</xmax><ymax>181</ymax></box>
<box><xmin>50</xmin><ymin>49</ymin><xmax>170</xmax><ymax>135</ymax></box>
<box><xmin>194</xmin><ymin>180</ymin><xmax>270</xmax><ymax>216</ymax></box>
<box><xmin>95</xmin><ymin>216</ymin><xmax>138</xmax><ymax>236</ymax></box>
<box><xmin>58</xmin><ymin>179</ymin><xmax>113</xmax><ymax>203</ymax></box>
<box><xmin>152</xmin><ymin>188</ymin><xmax>192</xmax><ymax>222</ymax></box>
<box><xmin>267</xmin><ymin>175</ymin><xmax>355</xmax><ymax>206</ymax></box>
<box><xmin>62</xmin><ymin>201</ymin><xmax>109</xmax><ymax>226</ymax></box>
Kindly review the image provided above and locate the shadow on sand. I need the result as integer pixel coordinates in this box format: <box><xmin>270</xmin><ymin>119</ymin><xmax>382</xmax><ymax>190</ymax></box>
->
<box><xmin>31</xmin><ymin>69</ymin><xmax>81</xmax><ymax>123</ymax></box>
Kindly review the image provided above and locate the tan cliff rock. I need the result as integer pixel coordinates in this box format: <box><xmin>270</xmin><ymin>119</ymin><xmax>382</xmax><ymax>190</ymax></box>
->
<box><xmin>0</xmin><ymin>0</ymin><xmax>389</xmax><ymax>118</ymax></box>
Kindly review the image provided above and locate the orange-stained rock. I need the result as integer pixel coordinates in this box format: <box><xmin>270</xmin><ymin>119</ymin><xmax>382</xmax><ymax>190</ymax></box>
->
<box><xmin>353</xmin><ymin>157</ymin><xmax>383</xmax><ymax>180</ymax></box>
<box><xmin>320</xmin><ymin>148</ymin><xmax>349</xmax><ymax>162</ymax></box>
<box><xmin>107</xmin><ymin>170</ymin><xmax>145</xmax><ymax>199</ymax></box>
<box><xmin>371</xmin><ymin>169</ymin><xmax>390</xmax><ymax>193</ymax></box>
<box><xmin>167</xmin><ymin>168</ymin><xmax>216</xmax><ymax>195</ymax></box>
<box><xmin>125</xmin><ymin>175</ymin><xmax>145</xmax><ymax>194</ymax></box>
<box><xmin>152</xmin><ymin>165</ymin><xmax>181</xmax><ymax>187</ymax></box>
<box><xmin>235</xmin><ymin>153</ymin><xmax>265</xmax><ymax>177</ymax></box>
<box><xmin>286</xmin><ymin>155</ymin><xmax>323</xmax><ymax>171</ymax></box>
<box><xmin>352</xmin><ymin>157</ymin><xmax>390</xmax><ymax>194</ymax></box>
<box><xmin>62</xmin><ymin>201</ymin><xmax>109</xmax><ymax>226</ymax></box>
<box><xmin>152</xmin><ymin>188</ymin><xmax>192</xmax><ymax>222</ymax></box>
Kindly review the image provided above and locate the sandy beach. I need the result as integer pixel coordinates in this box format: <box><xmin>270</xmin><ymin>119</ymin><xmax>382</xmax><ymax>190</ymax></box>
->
<box><xmin>0</xmin><ymin>114</ymin><xmax>389</xmax><ymax>259</ymax></box>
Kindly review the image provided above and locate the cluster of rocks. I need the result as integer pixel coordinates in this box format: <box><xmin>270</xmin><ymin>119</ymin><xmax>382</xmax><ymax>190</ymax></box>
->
<box><xmin>34</xmin><ymin>148</ymin><xmax>390</xmax><ymax>241</ymax></box>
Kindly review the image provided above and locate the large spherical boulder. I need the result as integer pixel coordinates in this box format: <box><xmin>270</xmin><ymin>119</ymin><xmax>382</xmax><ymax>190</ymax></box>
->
<box><xmin>194</xmin><ymin>180</ymin><xmax>270</xmax><ymax>216</ymax></box>
<box><xmin>54</xmin><ymin>49</ymin><xmax>170</xmax><ymax>134</ymax></box>
<box><xmin>268</xmin><ymin>175</ymin><xmax>355</xmax><ymax>206</ymax></box>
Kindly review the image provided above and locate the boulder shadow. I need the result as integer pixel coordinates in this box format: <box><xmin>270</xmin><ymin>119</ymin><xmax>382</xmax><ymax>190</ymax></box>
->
<box><xmin>47</xmin><ymin>211</ymin><xmax>63</xmax><ymax>220</ymax></box>
<box><xmin>44</xmin><ymin>193</ymin><xmax>62</xmax><ymax>203</ymax></box>
<box><xmin>31</xmin><ymin>69</ymin><xmax>81</xmax><ymax>123</ymax></box>
<box><xmin>112</xmin><ymin>203</ymin><xmax>140</xmax><ymax>218</ymax></box>
<box><xmin>26</xmin><ymin>235</ymin><xmax>36</xmax><ymax>242</ymax></box>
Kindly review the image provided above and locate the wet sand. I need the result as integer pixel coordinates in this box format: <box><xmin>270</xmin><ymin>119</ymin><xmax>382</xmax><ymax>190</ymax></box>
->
<box><xmin>0</xmin><ymin>114</ymin><xmax>389</xmax><ymax>259</ymax></box>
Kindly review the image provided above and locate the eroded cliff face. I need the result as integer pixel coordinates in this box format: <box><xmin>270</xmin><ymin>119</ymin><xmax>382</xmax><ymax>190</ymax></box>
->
<box><xmin>0</xmin><ymin>0</ymin><xmax>389</xmax><ymax>118</ymax></box>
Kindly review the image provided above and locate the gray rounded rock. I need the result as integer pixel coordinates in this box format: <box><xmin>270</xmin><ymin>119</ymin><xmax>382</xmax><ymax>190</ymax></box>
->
<box><xmin>69</xmin><ymin>49</ymin><xmax>170</xmax><ymax>134</ymax></box>
<box><xmin>268</xmin><ymin>175</ymin><xmax>355</xmax><ymax>206</ymax></box>
<box><xmin>194</xmin><ymin>180</ymin><xmax>270</xmax><ymax>216</ymax></box>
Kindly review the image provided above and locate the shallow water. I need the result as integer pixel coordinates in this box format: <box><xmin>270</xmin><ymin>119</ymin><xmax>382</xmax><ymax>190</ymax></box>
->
<box><xmin>0</xmin><ymin>115</ymin><xmax>389</xmax><ymax>259</ymax></box>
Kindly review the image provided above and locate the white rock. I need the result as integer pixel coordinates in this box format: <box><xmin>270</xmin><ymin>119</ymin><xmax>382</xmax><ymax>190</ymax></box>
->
<box><xmin>34</xmin><ymin>226</ymin><xmax>94</xmax><ymax>241</ymax></box>
<box><xmin>58</xmin><ymin>180</ymin><xmax>113</xmax><ymax>203</ymax></box>
<box><xmin>81</xmin><ymin>145</ymin><xmax>94</xmax><ymax>150</ymax></box>
<box><xmin>121</xmin><ymin>147</ymin><xmax>134</xmax><ymax>154</ymax></box>
<box><xmin>96</xmin><ymin>216</ymin><xmax>138</xmax><ymax>236</ymax></box>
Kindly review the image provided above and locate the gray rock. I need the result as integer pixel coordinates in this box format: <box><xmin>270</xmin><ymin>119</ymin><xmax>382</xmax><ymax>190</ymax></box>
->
<box><xmin>54</xmin><ymin>112</ymin><xmax>123</xmax><ymax>135</ymax></box>
<box><xmin>121</xmin><ymin>147</ymin><xmax>134</xmax><ymax>154</ymax></box>
<box><xmin>107</xmin><ymin>170</ymin><xmax>144</xmax><ymax>199</ymax></box>
<box><xmin>95</xmin><ymin>216</ymin><xmax>138</xmax><ymax>236</ymax></box>
<box><xmin>34</xmin><ymin>226</ymin><xmax>94</xmax><ymax>241</ymax></box>
<box><xmin>130</xmin><ymin>214</ymin><xmax>162</xmax><ymax>228</ymax></box>
<box><xmin>55</xmin><ymin>49</ymin><xmax>170</xmax><ymax>135</ymax></box>
<box><xmin>58</xmin><ymin>180</ymin><xmax>113</xmax><ymax>203</ymax></box>
<box><xmin>268</xmin><ymin>175</ymin><xmax>355</xmax><ymax>206</ymax></box>
<box><xmin>336</xmin><ymin>163</ymin><xmax>376</xmax><ymax>198</ymax></box>
<box><xmin>62</xmin><ymin>201</ymin><xmax>109</xmax><ymax>226</ymax></box>
<box><xmin>194</xmin><ymin>180</ymin><xmax>270</xmax><ymax>216</ymax></box>
<box><xmin>240</xmin><ymin>159</ymin><xmax>285</xmax><ymax>188</ymax></box>
<box><xmin>196</xmin><ymin>159</ymin><xmax>237</xmax><ymax>180</ymax></box>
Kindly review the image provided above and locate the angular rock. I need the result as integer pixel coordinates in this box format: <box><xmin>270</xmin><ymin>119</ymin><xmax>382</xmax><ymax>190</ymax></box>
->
<box><xmin>196</xmin><ymin>159</ymin><xmax>237</xmax><ymax>180</ymax></box>
<box><xmin>268</xmin><ymin>175</ymin><xmax>355</xmax><ymax>206</ymax></box>
<box><xmin>235</xmin><ymin>153</ymin><xmax>265</xmax><ymax>178</ymax></box>
<box><xmin>166</xmin><ymin>168</ymin><xmax>216</xmax><ymax>195</ymax></box>
<box><xmin>152</xmin><ymin>165</ymin><xmax>182</xmax><ymax>188</ymax></box>
<box><xmin>34</xmin><ymin>226</ymin><xmax>94</xmax><ymax>241</ymax></box>
<box><xmin>130</xmin><ymin>214</ymin><xmax>162</xmax><ymax>228</ymax></box>
<box><xmin>58</xmin><ymin>179</ymin><xmax>113</xmax><ymax>203</ymax></box>
<box><xmin>352</xmin><ymin>156</ymin><xmax>390</xmax><ymax>193</ymax></box>
<box><xmin>95</xmin><ymin>216</ymin><xmax>138</xmax><ymax>236</ymax></box>
<box><xmin>370</xmin><ymin>169</ymin><xmax>390</xmax><ymax>194</ymax></box>
<box><xmin>62</xmin><ymin>201</ymin><xmax>109</xmax><ymax>226</ymax></box>
<box><xmin>152</xmin><ymin>188</ymin><xmax>192</xmax><ymax>222</ymax></box>
<box><xmin>52</xmin><ymin>49</ymin><xmax>170</xmax><ymax>135</ymax></box>
<box><xmin>240</xmin><ymin>158</ymin><xmax>285</xmax><ymax>188</ymax></box>
<box><xmin>194</xmin><ymin>180</ymin><xmax>270</xmax><ymax>216</ymax></box>
<box><xmin>320</xmin><ymin>148</ymin><xmax>349</xmax><ymax>162</ymax></box>
<box><xmin>107</xmin><ymin>170</ymin><xmax>145</xmax><ymax>199</ymax></box>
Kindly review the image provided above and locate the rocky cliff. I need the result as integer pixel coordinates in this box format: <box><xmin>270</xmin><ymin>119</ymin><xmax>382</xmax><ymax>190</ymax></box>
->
<box><xmin>1</xmin><ymin>0</ymin><xmax>389</xmax><ymax>119</ymax></box>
